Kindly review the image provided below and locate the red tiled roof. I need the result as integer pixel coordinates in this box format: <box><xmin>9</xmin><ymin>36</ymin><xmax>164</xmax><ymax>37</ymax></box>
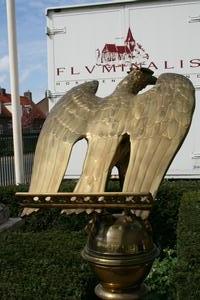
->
<box><xmin>0</xmin><ymin>93</ymin><xmax>45</xmax><ymax>120</ymax></box>
<box><xmin>102</xmin><ymin>44</ymin><xmax>118</xmax><ymax>53</ymax></box>
<box><xmin>102</xmin><ymin>44</ymin><xmax>132</xmax><ymax>55</ymax></box>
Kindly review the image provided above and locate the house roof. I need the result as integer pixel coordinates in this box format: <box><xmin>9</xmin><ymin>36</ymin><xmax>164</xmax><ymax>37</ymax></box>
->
<box><xmin>0</xmin><ymin>92</ymin><xmax>45</xmax><ymax>120</ymax></box>
<box><xmin>102</xmin><ymin>44</ymin><xmax>118</xmax><ymax>53</ymax></box>
<box><xmin>102</xmin><ymin>44</ymin><xmax>132</xmax><ymax>55</ymax></box>
<box><xmin>102</xmin><ymin>43</ymin><xmax>132</xmax><ymax>55</ymax></box>
<box><xmin>0</xmin><ymin>91</ymin><xmax>46</xmax><ymax>129</ymax></box>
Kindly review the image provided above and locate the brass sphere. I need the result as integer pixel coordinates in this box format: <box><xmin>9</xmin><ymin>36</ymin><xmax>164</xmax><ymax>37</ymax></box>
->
<box><xmin>82</xmin><ymin>212</ymin><xmax>159</xmax><ymax>300</ymax></box>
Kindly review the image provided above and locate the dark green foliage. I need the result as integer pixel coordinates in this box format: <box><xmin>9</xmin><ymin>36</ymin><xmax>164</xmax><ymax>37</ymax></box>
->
<box><xmin>149</xmin><ymin>180</ymin><xmax>200</xmax><ymax>250</ymax></box>
<box><xmin>106</xmin><ymin>179</ymin><xmax>121</xmax><ymax>192</ymax></box>
<box><xmin>0</xmin><ymin>184</ymin><xmax>28</xmax><ymax>216</ymax></box>
<box><xmin>58</xmin><ymin>179</ymin><xmax>78</xmax><ymax>192</ymax></box>
<box><xmin>0</xmin><ymin>229</ymin><xmax>176</xmax><ymax>300</ymax></box>
<box><xmin>174</xmin><ymin>192</ymin><xmax>200</xmax><ymax>300</ymax></box>
<box><xmin>22</xmin><ymin>133</ymin><xmax>40</xmax><ymax>154</ymax></box>
<box><xmin>1</xmin><ymin>180</ymin><xmax>200</xmax><ymax>299</ymax></box>
<box><xmin>0</xmin><ymin>135</ymin><xmax>13</xmax><ymax>156</ymax></box>
<box><xmin>21</xmin><ymin>209</ymin><xmax>90</xmax><ymax>233</ymax></box>
<box><xmin>0</xmin><ymin>133</ymin><xmax>39</xmax><ymax>156</ymax></box>
<box><xmin>145</xmin><ymin>249</ymin><xmax>177</xmax><ymax>299</ymax></box>
<box><xmin>0</xmin><ymin>230</ymin><xmax>97</xmax><ymax>300</ymax></box>
<box><xmin>1</xmin><ymin>180</ymin><xmax>194</xmax><ymax>299</ymax></box>
<box><xmin>59</xmin><ymin>178</ymin><xmax>121</xmax><ymax>193</ymax></box>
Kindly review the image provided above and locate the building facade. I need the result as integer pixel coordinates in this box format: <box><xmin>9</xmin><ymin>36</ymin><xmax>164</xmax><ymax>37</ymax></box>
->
<box><xmin>0</xmin><ymin>88</ymin><xmax>46</xmax><ymax>134</ymax></box>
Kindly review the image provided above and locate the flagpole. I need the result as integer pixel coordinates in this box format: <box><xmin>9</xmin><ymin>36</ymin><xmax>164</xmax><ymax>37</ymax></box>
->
<box><xmin>6</xmin><ymin>0</ymin><xmax>24</xmax><ymax>184</ymax></box>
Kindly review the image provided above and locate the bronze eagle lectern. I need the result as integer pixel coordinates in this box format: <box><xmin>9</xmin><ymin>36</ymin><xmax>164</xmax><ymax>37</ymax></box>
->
<box><xmin>18</xmin><ymin>68</ymin><xmax>195</xmax><ymax>299</ymax></box>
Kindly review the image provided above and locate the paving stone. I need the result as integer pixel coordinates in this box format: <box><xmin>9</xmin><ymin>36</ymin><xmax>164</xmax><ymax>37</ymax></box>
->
<box><xmin>0</xmin><ymin>217</ymin><xmax>24</xmax><ymax>232</ymax></box>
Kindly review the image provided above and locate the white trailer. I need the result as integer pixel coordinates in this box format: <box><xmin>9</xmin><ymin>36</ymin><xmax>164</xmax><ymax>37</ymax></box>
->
<box><xmin>46</xmin><ymin>0</ymin><xmax>200</xmax><ymax>179</ymax></box>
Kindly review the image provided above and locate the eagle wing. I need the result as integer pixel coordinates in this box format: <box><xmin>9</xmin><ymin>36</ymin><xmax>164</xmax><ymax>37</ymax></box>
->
<box><xmin>29</xmin><ymin>81</ymin><xmax>99</xmax><ymax>194</ymax></box>
<box><xmin>23</xmin><ymin>71</ymin><xmax>195</xmax><ymax>217</ymax></box>
<box><xmin>123</xmin><ymin>73</ymin><xmax>195</xmax><ymax>197</ymax></box>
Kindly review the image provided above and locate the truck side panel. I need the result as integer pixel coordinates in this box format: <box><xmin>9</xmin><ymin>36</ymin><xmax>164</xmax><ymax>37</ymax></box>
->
<box><xmin>46</xmin><ymin>0</ymin><xmax>200</xmax><ymax>178</ymax></box>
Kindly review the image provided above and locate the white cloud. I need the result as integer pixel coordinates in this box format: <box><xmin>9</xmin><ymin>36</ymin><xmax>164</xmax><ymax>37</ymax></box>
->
<box><xmin>0</xmin><ymin>55</ymin><xmax>9</xmax><ymax>72</ymax></box>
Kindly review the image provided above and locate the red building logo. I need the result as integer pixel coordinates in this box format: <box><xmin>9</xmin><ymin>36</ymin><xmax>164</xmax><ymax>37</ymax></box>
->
<box><xmin>97</xmin><ymin>28</ymin><xmax>149</xmax><ymax>65</ymax></box>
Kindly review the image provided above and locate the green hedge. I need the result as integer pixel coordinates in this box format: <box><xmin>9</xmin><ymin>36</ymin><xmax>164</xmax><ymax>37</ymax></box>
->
<box><xmin>149</xmin><ymin>180</ymin><xmax>200</xmax><ymax>250</ymax></box>
<box><xmin>0</xmin><ymin>229</ymin><xmax>176</xmax><ymax>300</ymax></box>
<box><xmin>1</xmin><ymin>180</ymin><xmax>193</xmax><ymax>299</ymax></box>
<box><xmin>174</xmin><ymin>192</ymin><xmax>200</xmax><ymax>300</ymax></box>
<box><xmin>1</xmin><ymin>180</ymin><xmax>200</xmax><ymax>248</ymax></box>
<box><xmin>0</xmin><ymin>230</ymin><xmax>96</xmax><ymax>300</ymax></box>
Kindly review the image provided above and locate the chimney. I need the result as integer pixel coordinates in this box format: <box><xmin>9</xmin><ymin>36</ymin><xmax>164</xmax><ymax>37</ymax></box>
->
<box><xmin>0</xmin><ymin>87</ymin><xmax>6</xmax><ymax>95</ymax></box>
<box><xmin>24</xmin><ymin>90</ymin><xmax>32</xmax><ymax>101</ymax></box>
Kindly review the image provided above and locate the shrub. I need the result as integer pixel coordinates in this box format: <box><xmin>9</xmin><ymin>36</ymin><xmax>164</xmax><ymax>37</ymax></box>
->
<box><xmin>145</xmin><ymin>249</ymin><xmax>177</xmax><ymax>299</ymax></box>
<box><xmin>2</xmin><ymin>180</ymin><xmax>200</xmax><ymax>299</ymax></box>
<box><xmin>1</xmin><ymin>180</ymin><xmax>189</xmax><ymax>299</ymax></box>
<box><xmin>0</xmin><ymin>230</ymin><xmax>96</xmax><ymax>300</ymax></box>
<box><xmin>21</xmin><ymin>209</ymin><xmax>90</xmax><ymax>233</ymax></box>
<box><xmin>174</xmin><ymin>191</ymin><xmax>200</xmax><ymax>300</ymax></box>
<box><xmin>0</xmin><ymin>184</ymin><xmax>28</xmax><ymax>216</ymax></box>
<box><xmin>0</xmin><ymin>228</ymin><xmax>176</xmax><ymax>300</ymax></box>
<box><xmin>149</xmin><ymin>180</ymin><xmax>200</xmax><ymax>250</ymax></box>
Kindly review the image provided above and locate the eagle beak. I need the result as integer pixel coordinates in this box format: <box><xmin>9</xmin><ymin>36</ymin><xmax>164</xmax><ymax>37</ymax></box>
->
<box><xmin>140</xmin><ymin>68</ymin><xmax>157</xmax><ymax>84</ymax></box>
<box><xmin>127</xmin><ymin>67</ymin><xmax>157</xmax><ymax>84</ymax></box>
<box><xmin>149</xmin><ymin>75</ymin><xmax>157</xmax><ymax>85</ymax></box>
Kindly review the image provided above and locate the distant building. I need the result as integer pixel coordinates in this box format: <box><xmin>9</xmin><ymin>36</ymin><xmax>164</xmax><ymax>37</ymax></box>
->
<box><xmin>0</xmin><ymin>87</ymin><xmax>46</xmax><ymax>134</ymax></box>
<box><xmin>36</xmin><ymin>93</ymin><xmax>49</xmax><ymax>117</ymax></box>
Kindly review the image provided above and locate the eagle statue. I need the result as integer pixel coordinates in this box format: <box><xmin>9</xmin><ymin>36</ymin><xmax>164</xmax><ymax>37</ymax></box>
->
<box><xmin>23</xmin><ymin>68</ymin><xmax>195</xmax><ymax>216</ymax></box>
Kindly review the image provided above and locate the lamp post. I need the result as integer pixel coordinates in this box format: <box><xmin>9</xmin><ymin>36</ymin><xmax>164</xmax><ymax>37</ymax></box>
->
<box><xmin>6</xmin><ymin>0</ymin><xmax>24</xmax><ymax>184</ymax></box>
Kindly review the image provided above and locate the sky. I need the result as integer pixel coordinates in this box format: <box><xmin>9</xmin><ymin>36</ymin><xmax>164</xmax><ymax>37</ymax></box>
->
<box><xmin>0</xmin><ymin>0</ymin><xmax>113</xmax><ymax>102</ymax></box>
